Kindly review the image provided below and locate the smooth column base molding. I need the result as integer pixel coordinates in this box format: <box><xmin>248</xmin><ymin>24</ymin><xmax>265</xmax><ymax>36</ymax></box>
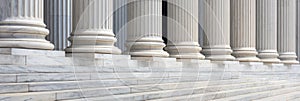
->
<box><xmin>258</xmin><ymin>50</ymin><xmax>281</xmax><ymax>63</ymax></box>
<box><xmin>202</xmin><ymin>46</ymin><xmax>235</xmax><ymax>61</ymax></box>
<box><xmin>166</xmin><ymin>42</ymin><xmax>205</xmax><ymax>60</ymax></box>
<box><xmin>279</xmin><ymin>52</ymin><xmax>299</xmax><ymax>64</ymax></box>
<box><xmin>0</xmin><ymin>22</ymin><xmax>54</xmax><ymax>50</ymax></box>
<box><xmin>65</xmin><ymin>30</ymin><xmax>121</xmax><ymax>54</ymax></box>
<box><xmin>232</xmin><ymin>48</ymin><xmax>260</xmax><ymax>62</ymax></box>
<box><xmin>126</xmin><ymin>37</ymin><xmax>169</xmax><ymax>58</ymax></box>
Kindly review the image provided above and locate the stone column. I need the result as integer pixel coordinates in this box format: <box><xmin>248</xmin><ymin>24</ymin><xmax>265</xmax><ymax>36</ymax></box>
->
<box><xmin>256</xmin><ymin>0</ymin><xmax>281</xmax><ymax>63</ymax></box>
<box><xmin>126</xmin><ymin>0</ymin><xmax>169</xmax><ymax>58</ymax></box>
<box><xmin>0</xmin><ymin>0</ymin><xmax>54</xmax><ymax>50</ymax></box>
<box><xmin>44</xmin><ymin>0</ymin><xmax>72</xmax><ymax>51</ymax></box>
<box><xmin>114</xmin><ymin>0</ymin><xmax>127</xmax><ymax>52</ymax></box>
<box><xmin>65</xmin><ymin>0</ymin><xmax>121</xmax><ymax>54</ymax></box>
<box><xmin>200</xmin><ymin>0</ymin><xmax>235</xmax><ymax>61</ymax></box>
<box><xmin>278</xmin><ymin>0</ymin><xmax>299</xmax><ymax>64</ymax></box>
<box><xmin>165</xmin><ymin>0</ymin><xmax>205</xmax><ymax>60</ymax></box>
<box><xmin>230</xmin><ymin>0</ymin><xmax>260</xmax><ymax>62</ymax></box>
<box><xmin>297</xmin><ymin>0</ymin><xmax>300</xmax><ymax>62</ymax></box>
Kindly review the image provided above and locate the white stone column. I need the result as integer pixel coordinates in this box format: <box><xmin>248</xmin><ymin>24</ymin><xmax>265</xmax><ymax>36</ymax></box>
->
<box><xmin>165</xmin><ymin>0</ymin><xmax>205</xmax><ymax>60</ymax></box>
<box><xmin>200</xmin><ymin>0</ymin><xmax>235</xmax><ymax>61</ymax></box>
<box><xmin>278</xmin><ymin>0</ymin><xmax>299</xmax><ymax>64</ymax></box>
<box><xmin>0</xmin><ymin>0</ymin><xmax>54</xmax><ymax>50</ymax></box>
<box><xmin>65</xmin><ymin>0</ymin><xmax>121</xmax><ymax>54</ymax></box>
<box><xmin>44</xmin><ymin>0</ymin><xmax>72</xmax><ymax>51</ymax></box>
<box><xmin>230</xmin><ymin>0</ymin><xmax>260</xmax><ymax>62</ymax></box>
<box><xmin>256</xmin><ymin>0</ymin><xmax>281</xmax><ymax>63</ymax></box>
<box><xmin>126</xmin><ymin>0</ymin><xmax>169</xmax><ymax>58</ymax></box>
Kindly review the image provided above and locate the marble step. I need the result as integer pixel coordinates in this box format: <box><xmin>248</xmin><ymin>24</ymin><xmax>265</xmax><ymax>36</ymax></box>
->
<box><xmin>0</xmin><ymin>71</ymin><xmax>242</xmax><ymax>83</ymax></box>
<box><xmin>290</xmin><ymin>97</ymin><xmax>300</xmax><ymax>101</ymax></box>
<box><xmin>253</xmin><ymin>91</ymin><xmax>300</xmax><ymax>101</ymax></box>
<box><xmin>55</xmin><ymin>79</ymin><xmax>287</xmax><ymax>100</ymax></box>
<box><xmin>28</xmin><ymin>78</ymin><xmax>258</xmax><ymax>92</ymax></box>
<box><xmin>241</xmin><ymin>74</ymin><xmax>300</xmax><ymax>80</ymax></box>
<box><xmin>2</xmin><ymin>77</ymin><xmax>256</xmax><ymax>93</ymax></box>
<box><xmin>213</xmin><ymin>82</ymin><xmax>300</xmax><ymax>101</ymax></box>
<box><xmin>0</xmin><ymin>78</ymin><xmax>266</xmax><ymax>101</ymax></box>
<box><xmin>57</xmin><ymin>79</ymin><xmax>286</xmax><ymax>100</ymax></box>
<box><xmin>144</xmin><ymin>81</ymin><xmax>300</xmax><ymax>101</ymax></box>
<box><xmin>0</xmin><ymin>92</ymin><xmax>55</xmax><ymax>101</ymax></box>
<box><xmin>0</xmin><ymin>64</ymin><xmax>297</xmax><ymax>74</ymax></box>
<box><xmin>0</xmin><ymin>65</ymin><xmax>217</xmax><ymax>73</ymax></box>
<box><xmin>58</xmin><ymin>80</ymin><xmax>299</xmax><ymax>101</ymax></box>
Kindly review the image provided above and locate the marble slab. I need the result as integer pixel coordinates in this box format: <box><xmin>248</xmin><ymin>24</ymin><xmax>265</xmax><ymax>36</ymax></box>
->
<box><xmin>0</xmin><ymin>55</ymin><xmax>26</xmax><ymax>65</ymax></box>
<box><xmin>0</xmin><ymin>48</ymin><xmax>65</xmax><ymax>57</ymax></box>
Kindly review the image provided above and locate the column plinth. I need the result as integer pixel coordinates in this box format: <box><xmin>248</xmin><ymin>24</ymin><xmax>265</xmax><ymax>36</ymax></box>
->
<box><xmin>230</xmin><ymin>0</ymin><xmax>260</xmax><ymax>62</ymax></box>
<box><xmin>256</xmin><ymin>0</ymin><xmax>281</xmax><ymax>63</ymax></box>
<box><xmin>65</xmin><ymin>0</ymin><xmax>121</xmax><ymax>54</ymax></box>
<box><xmin>0</xmin><ymin>0</ymin><xmax>54</xmax><ymax>50</ymax></box>
<box><xmin>126</xmin><ymin>0</ymin><xmax>169</xmax><ymax>58</ymax></box>
<box><xmin>201</xmin><ymin>0</ymin><xmax>235</xmax><ymax>61</ymax></box>
<box><xmin>165</xmin><ymin>0</ymin><xmax>205</xmax><ymax>60</ymax></box>
<box><xmin>278</xmin><ymin>0</ymin><xmax>299</xmax><ymax>64</ymax></box>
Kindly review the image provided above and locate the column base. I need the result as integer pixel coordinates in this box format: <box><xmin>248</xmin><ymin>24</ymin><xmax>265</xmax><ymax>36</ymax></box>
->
<box><xmin>66</xmin><ymin>30</ymin><xmax>122</xmax><ymax>54</ymax></box>
<box><xmin>65</xmin><ymin>47</ymin><xmax>121</xmax><ymax>55</ymax></box>
<box><xmin>232</xmin><ymin>48</ymin><xmax>260</xmax><ymax>62</ymax></box>
<box><xmin>126</xmin><ymin>37</ymin><xmax>169</xmax><ymax>57</ymax></box>
<box><xmin>166</xmin><ymin>42</ymin><xmax>205</xmax><ymax>60</ymax></box>
<box><xmin>0</xmin><ymin>24</ymin><xmax>54</xmax><ymax>50</ymax></box>
<box><xmin>202</xmin><ymin>46</ymin><xmax>235</xmax><ymax>61</ymax></box>
<box><xmin>279</xmin><ymin>52</ymin><xmax>299</xmax><ymax>64</ymax></box>
<box><xmin>258</xmin><ymin>50</ymin><xmax>281</xmax><ymax>63</ymax></box>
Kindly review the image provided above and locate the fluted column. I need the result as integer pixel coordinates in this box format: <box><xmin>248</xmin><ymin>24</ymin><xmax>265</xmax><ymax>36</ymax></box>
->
<box><xmin>278</xmin><ymin>0</ymin><xmax>299</xmax><ymax>64</ymax></box>
<box><xmin>65</xmin><ymin>0</ymin><xmax>121</xmax><ymax>54</ymax></box>
<box><xmin>165</xmin><ymin>0</ymin><xmax>205</xmax><ymax>60</ymax></box>
<box><xmin>0</xmin><ymin>0</ymin><xmax>54</xmax><ymax>50</ymax></box>
<box><xmin>201</xmin><ymin>0</ymin><xmax>235</xmax><ymax>61</ymax></box>
<box><xmin>126</xmin><ymin>0</ymin><xmax>169</xmax><ymax>57</ymax></box>
<box><xmin>230</xmin><ymin>0</ymin><xmax>260</xmax><ymax>62</ymax></box>
<box><xmin>44</xmin><ymin>0</ymin><xmax>72</xmax><ymax>51</ymax></box>
<box><xmin>296</xmin><ymin>0</ymin><xmax>300</xmax><ymax>62</ymax></box>
<box><xmin>114</xmin><ymin>0</ymin><xmax>127</xmax><ymax>52</ymax></box>
<box><xmin>256</xmin><ymin>0</ymin><xmax>281</xmax><ymax>63</ymax></box>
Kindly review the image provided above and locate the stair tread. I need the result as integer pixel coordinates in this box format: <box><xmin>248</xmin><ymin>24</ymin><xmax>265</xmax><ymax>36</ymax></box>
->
<box><xmin>54</xmin><ymin>79</ymin><xmax>284</xmax><ymax>100</ymax></box>
<box><xmin>145</xmin><ymin>80</ymin><xmax>300</xmax><ymax>101</ymax></box>
<box><xmin>213</xmin><ymin>82</ymin><xmax>300</xmax><ymax>101</ymax></box>
<box><xmin>57</xmin><ymin>80</ymin><xmax>298</xmax><ymax>101</ymax></box>
<box><xmin>254</xmin><ymin>90</ymin><xmax>300</xmax><ymax>101</ymax></box>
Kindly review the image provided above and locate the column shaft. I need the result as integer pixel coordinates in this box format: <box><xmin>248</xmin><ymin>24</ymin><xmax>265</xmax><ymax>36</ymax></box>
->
<box><xmin>278</xmin><ymin>0</ymin><xmax>299</xmax><ymax>64</ymax></box>
<box><xmin>256</xmin><ymin>0</ymin><xmax>281</xmax><ymax>63</ymax></box>
<box><xmin>297</xmin><ymin>0</ymin><xmax>300</xmax><ymax>62</ymax></box>
<box><xmin>44</xmin><ymin>0</ymin><xmax>72</xmax><ymax>51</ymax></box>
<box><xmin>114</xmin><ymin>0</ymin><xmax>127</xmax><ymax>52</ymax></box>
<box><xmin>201</xmin><ymin>0</ymin><xmax>235</xmax><ymax>61</ymax></box>
<box><xmin>126</xmin><ymin>0</ymin><xmax>169</xmax><ymax>57</ymax></box>
<box><xmin>66</xmin><ymin>0</ymin><xmax>121</xmax><ymax>54</ymax></box>
<box><xmin>0</xmin><ymin>0</ymin><xmax>54</xmax><ymax>50</ymax></box>
<box><xmin>230</xmin><ymin>0</ymin><xmax>260</xmax><ymax>62</ymax></box>
<box><xmin>165</xmin><ymin>0</ymin><xmax>205</xmax><ymax>60</ymax></box>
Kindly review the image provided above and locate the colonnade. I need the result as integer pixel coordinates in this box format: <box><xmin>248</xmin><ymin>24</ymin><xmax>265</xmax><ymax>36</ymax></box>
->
<box><xmin>0</xmin><ymin>0</ymin><xmax>299</xmax><ymax>64</ymax></box>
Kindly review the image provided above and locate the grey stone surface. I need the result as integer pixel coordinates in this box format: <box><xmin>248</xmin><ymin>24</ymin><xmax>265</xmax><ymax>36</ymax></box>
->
<box><xmin>0</xmin><ymin>74</ymin><xmax>17</xmax><ymax>83</ymax></box>
<box><xmin>0</xmin><ymin>48</ymin><xmax>65</xmax><ymax>57</ymax></box>
<box><xmin>0</xmin><ymin>55</ymin><xmax>25</xmax><ymax>65</ymax></box>
<box><xmin>0</xmin><ymin>83</ymin><xmax>28</xmax><ymax>94</ymax></box>
<box><xmin>26</xmin><ymin>56</ymin><xmax>73</xmax><ymax>66</ymax></box>
<box><xmin>0</xmin><ymin>92</ymin><xmax>55</xmax><ymax>101</ymax></box>
<box><xmin>17</xmin><ymin>73</ymin><xmax>91</xmax><ymax>82</ymax></box>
